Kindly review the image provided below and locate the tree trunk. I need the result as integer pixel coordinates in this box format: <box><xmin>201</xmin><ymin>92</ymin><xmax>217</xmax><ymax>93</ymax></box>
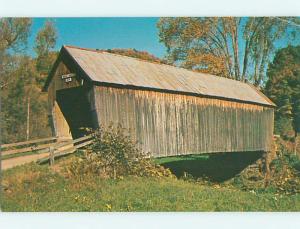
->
<box><xmin>26</xmin><ymin>96</ymin><xmax>30</xmax><ymax>141</ymax></box>
<box><xmin>113</xmin><ymin>167</ymin><xmax>117</xmax><ymax>179</ymax></box>
<box><xmin>258</xmin><ymin>40</ymin><xmax>269</xmax><ymax>85</ymax></box>
<box><xmin>294</xmin><ymin>132</ymin><xmax>298</xmax><ymax>156</ymax></box>
<box><xmin>220</xmin><ymin>19</ymin><xmax>233</xmax><ymax>78</ymax></box>
<box><xmin>241</xmin><ymin>39</ymin><xmax>249</xmax><ymax>81</ymax></box>
<box><xmin>230</xmin><ymin>19</ymin><xmax>240</xmax><ymax>80</ymax></box>
<box><xmin>233</xmin><ymin>24</ymin><xmax>240</xmax><ymax>80</ymax></box>
<box><xmin>263</xmin><ymin>151</ymin><xmax>271</xmax><ymax>187</ymax></box>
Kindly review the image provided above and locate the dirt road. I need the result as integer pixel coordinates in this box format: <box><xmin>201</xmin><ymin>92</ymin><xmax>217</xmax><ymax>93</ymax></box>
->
<box><xmin>1</xmin><ymin>153</ymin><xmax>49</xmax><ymax>170</ymax></box>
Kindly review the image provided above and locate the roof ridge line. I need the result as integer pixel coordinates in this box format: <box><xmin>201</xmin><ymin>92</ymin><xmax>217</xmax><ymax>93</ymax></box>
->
<box><xmin>63</xmin><ymin>45</ymin><xmax>178</xmax><ymax>70</ymax></box>
<box><xmin>63</xmin><ymin>45</ymin><xmax>250</xmax><ymax>86</ymax></box>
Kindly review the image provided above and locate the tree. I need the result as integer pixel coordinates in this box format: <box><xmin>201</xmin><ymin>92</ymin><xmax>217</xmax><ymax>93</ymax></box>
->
<box><xmin>0</xmin><ymin>18</ymin><xmax>52</xmax><ymax>143</ymax></box>
<box><xmin>265</xmin><ymin>45</ymin><xmax>300</xmax><ymax>152</ymax></box>
<box><xmin>157</xmin><ymin>17</ymin><xmax>300</xmax><ymax>85</ymax></box>
<box><xmin>0</xmin><ymin>18</ymin><xmax>32</xmax><ymax>89</ymax></box>
<box><xmin>1</xmin><ymin>55</ymin><xmax>52</xmax><ymax>143</ymax></box>
<box><xmin>1</xmin><ymin>18</ymin><xmax>32</xmax><ymax>142</ymax></box>
<box><xmin>34</xmin><ymin>20</ymin><xmax>57</xmax><ymax>85</ymax></box>
<box><xmin>104</xmin><ymin>48</ymin><xmax>166</xmax><ymax>64</ymax></box>
<box><xmin>0</xmin><ymin>18</ymin><xmax>32</xmax><ymax>52</ymax></box>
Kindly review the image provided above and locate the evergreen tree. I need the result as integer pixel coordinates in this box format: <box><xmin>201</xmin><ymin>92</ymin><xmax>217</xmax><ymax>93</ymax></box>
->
<box><xmin>265</xmin><ymin>45</ymin><xmax>300</xmax><ymax>152</ymax></box>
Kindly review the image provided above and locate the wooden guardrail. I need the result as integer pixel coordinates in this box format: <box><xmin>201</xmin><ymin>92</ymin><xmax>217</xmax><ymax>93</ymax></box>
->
<box><xmin>1</xmin><ymin>137</ymin><xmax>58</xmax><ymax>157</ymax></box>
<box><xmin>1</xmin><ymin>135</ymin><xmax>94</xmax><ymax>166</ymax></box>
<box><xmin>37</xmin><ymin>134</ymin><xmax>94</xmax><ymax>165</ymax></box>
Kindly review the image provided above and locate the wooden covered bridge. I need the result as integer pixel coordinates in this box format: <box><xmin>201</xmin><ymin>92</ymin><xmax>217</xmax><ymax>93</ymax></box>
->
<box><xmin>42</xmin><ymin>45</ymin><xmax>275</xmax><ymax>158</ymax></box>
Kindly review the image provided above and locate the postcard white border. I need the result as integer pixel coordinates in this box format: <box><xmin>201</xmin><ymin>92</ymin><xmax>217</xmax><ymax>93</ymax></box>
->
<box><xmin>0</xmin><ymin>0</ymin><xmax>299</xmax><ymax>228</ymax></box>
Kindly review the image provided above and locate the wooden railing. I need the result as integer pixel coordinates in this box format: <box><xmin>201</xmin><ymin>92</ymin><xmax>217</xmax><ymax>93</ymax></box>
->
<box><xmin>1</xmin><ymin>135</ymin><xmax>94</xmax><ymax>166</ymax></box>
<box><xmin>38</xmin><ymin>134</ymin><xmax>94</xmax><ymax>165</ymax></box>
<box><xmin>1</xmin><ymin>137</ymin><xmax>58</xmax><ymax>157</ymax></box>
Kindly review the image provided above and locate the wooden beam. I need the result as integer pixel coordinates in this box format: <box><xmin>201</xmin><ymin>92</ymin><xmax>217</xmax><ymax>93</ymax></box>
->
<box><xmin>1</xmin><ymin>137</ymin><xmax>57</xmax><ymax>149</ymax></box>
<box><xmin>2</xmin><ymin>142</ymin><xmax>56</xmax><ymax>156</ymax></box>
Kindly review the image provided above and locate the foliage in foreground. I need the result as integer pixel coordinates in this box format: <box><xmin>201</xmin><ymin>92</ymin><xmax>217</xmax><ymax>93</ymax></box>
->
<box><xmin>66</xmin><ymin>125</ymin><xmax>173</xmax><ymax>179</ymax></box>
<box><xmin>2</xmin><ymin>163</ymin><xmax>300</xmax><ymax>212</ymax></box>
<box><xmin>2</xmin><ymin>127</ymin><xmax>300</xmax><ymax>212</ymax></box>
<box><xmin>231</xmin><ymin>138</ymin><xmax>300</xmax><ymax>195</ymax></box>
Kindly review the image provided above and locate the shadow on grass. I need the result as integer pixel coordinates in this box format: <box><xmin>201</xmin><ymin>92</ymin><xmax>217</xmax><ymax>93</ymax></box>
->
<box><xmin>158</xmin><ymin>151</ymin><xmax>263</xmax><ymax>182</ymax></box>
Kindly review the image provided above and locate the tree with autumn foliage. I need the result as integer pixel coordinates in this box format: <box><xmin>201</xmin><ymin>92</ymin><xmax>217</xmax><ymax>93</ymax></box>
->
<box><xmin>265</xmin><ymin>46</ymin><xmax>300</xmax><ymax>151</ymax></box>
<box><xmin>157</xmin><ymin>17</ymin><xmax>300</xmax><ymax>85</ymax></box>
<box><xmin>0</xmin><ymin>18</ymin><xmax>32</xmax><ymax>90</ymax></box>
<box><xmin>0</xmin><ymin>18</ymin><xmax>56</xmax><ymax>143</ymax></box>
<box><xmin>104</xmin><ymin>48</ymin><xmax>166</xmax><ymax>64</ymax></box>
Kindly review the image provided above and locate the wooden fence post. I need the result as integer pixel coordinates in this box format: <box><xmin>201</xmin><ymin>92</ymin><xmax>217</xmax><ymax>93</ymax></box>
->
<box><xmin>49</xmin><ymin>146</ymin><xmax>55</xmax><ymax>166</ymax></box>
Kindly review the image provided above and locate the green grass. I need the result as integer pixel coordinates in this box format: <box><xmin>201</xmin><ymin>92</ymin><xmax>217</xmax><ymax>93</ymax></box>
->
<box><xmin>1</xmin><ymin>162</ymin><xmax>299</xmax><ymax>212</ymax></box>
<box><xmin>155</xmin><ymin>155</ymin><xmax>210</xmax><ymax>165</ymax></box>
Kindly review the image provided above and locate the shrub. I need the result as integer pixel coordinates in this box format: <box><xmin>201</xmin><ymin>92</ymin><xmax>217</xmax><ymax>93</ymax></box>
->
<box><xmin>231</xmin><ymin>138</ymin><xmax>300</xmax><ymax>195</ymax></box>
<box><xmin>267</xmin><ymin>139</ymin><xmax>300</xmax><ymax>194</ymax></box>
<box><xmin>66</xmin><ymin>125</ymin><xmax>174</xmax><ymax>179</ymax></box>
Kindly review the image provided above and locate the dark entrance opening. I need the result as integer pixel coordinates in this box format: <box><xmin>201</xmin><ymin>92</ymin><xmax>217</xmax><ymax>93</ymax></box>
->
<box><xmin>56</xmin><ymin>87</ymin><xmax>94</xmax><ymax>139</ymax></box>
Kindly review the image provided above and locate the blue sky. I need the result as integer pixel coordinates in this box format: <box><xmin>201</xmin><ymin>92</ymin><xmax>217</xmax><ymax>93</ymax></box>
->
<box><xmin>28</xmin><ymin>17</ymin><xmax>300</xmax><ymax>63</ymax></box>
<box><xmin>28</xmin><ymin>17</ymin><xmax>166</xmax><ymax>58</ymax></box>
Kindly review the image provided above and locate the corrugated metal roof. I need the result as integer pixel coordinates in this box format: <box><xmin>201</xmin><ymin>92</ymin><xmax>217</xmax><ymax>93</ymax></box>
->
<box><xmin>59</xmin><ymin>45</ymin><xmax>275</xmax><ymax>107</ymax></box>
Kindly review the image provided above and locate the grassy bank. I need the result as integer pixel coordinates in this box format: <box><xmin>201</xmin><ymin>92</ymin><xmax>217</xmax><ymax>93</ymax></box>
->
<box><xmin>2</xmin><ymin>163</ymin><xmax>299</xmax><ymax>212</ymax></box>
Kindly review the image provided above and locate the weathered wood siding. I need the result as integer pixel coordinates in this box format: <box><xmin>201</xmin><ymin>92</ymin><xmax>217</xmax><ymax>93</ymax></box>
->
<box><xmin>93</xmin><ymin>86</ymin><xmax>274</xmax><ymax>157</ymax></box>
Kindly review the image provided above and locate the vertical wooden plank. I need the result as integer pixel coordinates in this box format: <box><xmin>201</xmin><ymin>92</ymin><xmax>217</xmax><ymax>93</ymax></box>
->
<box><xmin>49</xmin><ymin>146</ymin><xmax>55</xmax><ymax>166</ymax></box>
<box><xmin>92</xmin><ymin>85</ymin><xmax>274</xmax><ymax>157</ymax></box>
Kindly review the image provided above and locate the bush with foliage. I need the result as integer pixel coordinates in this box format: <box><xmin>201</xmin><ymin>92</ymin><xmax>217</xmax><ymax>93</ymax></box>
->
<box><xmin>267</xmin><ymin>139</ymin><xmax>300</xmax><ymax>194</ymax></box>
<box><xmin>232</xmin><ymin>138</ymin><xmax>300</xmax><ymax>195</ymax></box>
<box><xmin>66</xmin><ymin>125</ymin><xmax>174</xmax><ymax>179</ymax></box>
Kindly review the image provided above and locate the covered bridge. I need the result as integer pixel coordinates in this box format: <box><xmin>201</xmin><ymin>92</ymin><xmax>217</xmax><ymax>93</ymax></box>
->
<box><xmin>43</xmin><ymin>45</ymin><xmax>275</xmax><ymax>157</ymax></box>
